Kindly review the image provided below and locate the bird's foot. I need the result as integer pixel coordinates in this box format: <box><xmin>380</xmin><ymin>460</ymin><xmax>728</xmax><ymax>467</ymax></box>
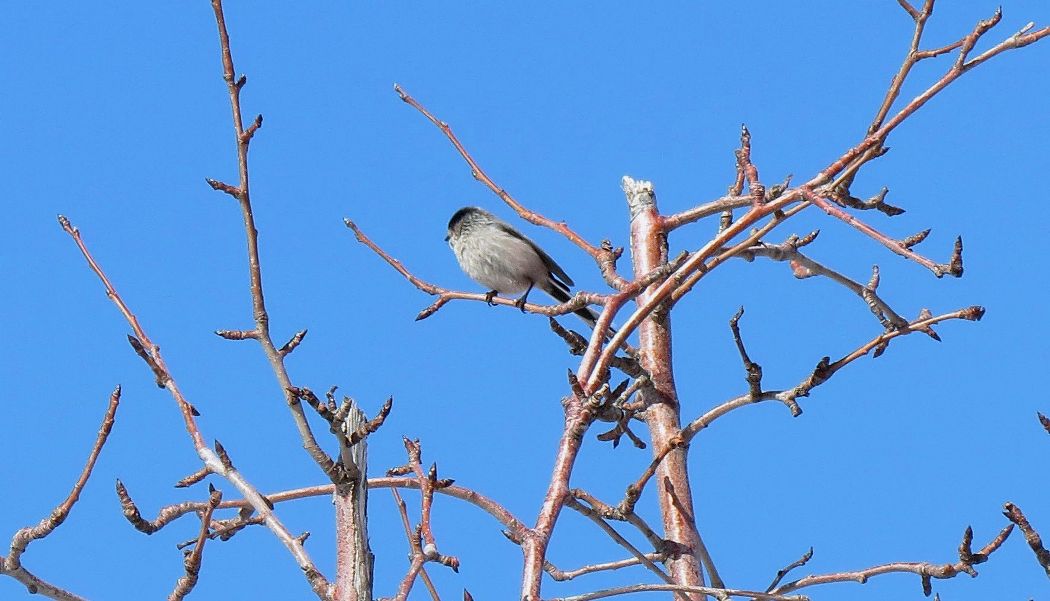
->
<box><xmin>513</xmin><ymin>295</ymin><xmax>528</xmax><ymax>312</ymax></box>
<box><xmin>484</xmin><ymin>290</ymin><xmax>499</xmax><ymax>306</ymax></box>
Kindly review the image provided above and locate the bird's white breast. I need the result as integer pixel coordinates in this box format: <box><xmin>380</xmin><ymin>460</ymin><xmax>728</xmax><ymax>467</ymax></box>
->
<box><xmin>452</xmin><ymin>227</ymin><xmax>548</xmax><ymax>294</ymax></box>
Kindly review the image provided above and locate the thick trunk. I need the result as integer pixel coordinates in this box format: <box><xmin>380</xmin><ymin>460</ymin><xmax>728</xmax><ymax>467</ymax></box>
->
<box><xmin>625</xmin><ymin>177</ymin><xmax>705</xmax><ymax>598</ymax></box>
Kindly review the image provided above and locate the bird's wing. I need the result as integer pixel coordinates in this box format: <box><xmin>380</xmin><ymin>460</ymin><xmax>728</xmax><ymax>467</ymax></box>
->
<box><xmin>496</xmin><ymin>222</ymin><xmax>575</xmax><ymax>288</ymax></box>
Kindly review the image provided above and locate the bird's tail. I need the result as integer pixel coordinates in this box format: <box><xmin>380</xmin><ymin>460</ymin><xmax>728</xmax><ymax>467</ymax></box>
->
<box><xmin>544</xmin><ymin>282</ymin><xmax>604</xmax><ymax>329</ymax></box>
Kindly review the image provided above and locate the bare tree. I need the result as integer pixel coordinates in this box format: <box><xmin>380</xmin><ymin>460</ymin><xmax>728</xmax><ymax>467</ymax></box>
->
<box><xmin>2</xmin><ymin>1</ymin><xmax>1048</xmax><ymax>600</ymax></box>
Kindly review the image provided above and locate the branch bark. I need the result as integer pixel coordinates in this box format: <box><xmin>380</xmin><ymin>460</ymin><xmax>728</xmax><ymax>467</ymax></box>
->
<box><xmin>334</xmin><ymin>407</ymin><xmax>374</xmax><ymax>601</ymax></box>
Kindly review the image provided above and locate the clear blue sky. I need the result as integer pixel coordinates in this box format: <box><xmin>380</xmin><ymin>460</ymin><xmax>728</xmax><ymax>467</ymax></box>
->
<box><xmin>2</xmin><ymin>2</ymin><xmax>1048</xmax><ymax>600</ymax></box>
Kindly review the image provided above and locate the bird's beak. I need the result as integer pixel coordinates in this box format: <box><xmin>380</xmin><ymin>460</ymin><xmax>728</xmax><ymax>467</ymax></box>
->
<box><xmin>444</xmin><ymin>235</ymin><xmax>450</xmax><ymax>242</ymax></box>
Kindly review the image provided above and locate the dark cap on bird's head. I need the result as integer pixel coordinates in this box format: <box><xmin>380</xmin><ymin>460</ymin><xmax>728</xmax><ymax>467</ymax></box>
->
<box><xmin>446</xmin><ymin>206</ymin><xmax>486</xmax><ymax>241</ymax></box>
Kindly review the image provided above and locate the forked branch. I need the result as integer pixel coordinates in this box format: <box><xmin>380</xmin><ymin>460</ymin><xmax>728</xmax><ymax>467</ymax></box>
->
<box><xmin>206</xmin><ymin>0</ymin><xmax>337</xmax><ymax>483</ymax></box>
<box><xmin>58</xmin><ymin>214</ymin><xmax>330</xmax><ymax>599</ymax></box>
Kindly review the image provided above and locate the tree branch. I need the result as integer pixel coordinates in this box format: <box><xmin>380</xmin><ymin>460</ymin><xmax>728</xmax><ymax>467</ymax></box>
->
<box><xmin>1003</xmin><ymin>502</ymin><xmax>1050</xmax><ymax>578</ymax></box>
<box><xmin>770</xmin><ymin>524</ymin><xmax>1014</xmax><ymax>596</ymax></box>
<box><xmin>547</xmin><ymin>583</ymin><xmax>807</xmax><ymax>601</ymax></box>
<box><xmin>207</xmin><ymin>0</ymin><xmax>338</xmax><ymax>483</ymax></box>
<box><xmin>2</xmin><ymin>386</ymin><xmax>121</xmax><ymax>601</ymax></box>
<box><xmin>59</xmin><ymin>214</ymin><xmax>330</xmax><ymax>599</ymax></box>
<box><xmin>168</xmin><ymin>485</ymin><xmax>223</xmax><ymax>601</ymax></box>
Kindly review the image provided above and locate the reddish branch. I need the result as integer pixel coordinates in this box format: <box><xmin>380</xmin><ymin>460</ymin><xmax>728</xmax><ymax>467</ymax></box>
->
<box><xmin>583</xmin><ymin>179</ymin><xmax>804</xmax><ymax>391</ymax></box>
<box><xmin>1</xmin><ymin>386</ymin><xmax>120</xmax><ymax>601</ymax></box>
<box><xmin>58</xmin><ymin>213</ymin><xmax>329</xmax><ymax>598</ymax></box>
<box><xmin>384</xmin><ymin>441</ymin><xmax>461</xmax><ymax>600</ymax></box>
<box><xmin>817</xmin><ymin>8</ymin><xmax>1048</xmax><ymax>190</ymax></box>
<box><xmin>400</xmin><ymin>440</ymin><xmax>440</xmax><ymax>554</ymax></box>
<box><xmin>60</xmin><ymin>217</ymin><xmax>206</xmax><ymax>449</ymax></box>
<box><xmin>519</xmin><ymin>376</ymin><xmax>621</xmax><ymax>599</ymax></box>
<box><xmin>375</xmin><ymin>6</ymin><xmax>1049</xmax><ymax>600</ymax></box>
<box><xmin>669</xmin><ymin>199</ymin><xmax>812</xmax><ymax>307</ymax></box>
<box><xmin>800</xmin><ymin>188</ymin><xmax>962</xmax><ymax>278</ymax></box>
<box><xmin>590</xmin><ymin>12</ymin><xmax>1048</xmax><ymax>388</ymax></box>
<box><xmin>612</xmin><ymin>180</ymin><xmax>710</xmax><ymax>598</ymax></box>
<box><xmin>661</xmin><ymin>193</ymin><xmax>753</xmax><ymax>231</ymax></box>
<box><xmin>736</xmin><ymin>125</ymin><xmax>765</xmax><ymax>206</ymax></box>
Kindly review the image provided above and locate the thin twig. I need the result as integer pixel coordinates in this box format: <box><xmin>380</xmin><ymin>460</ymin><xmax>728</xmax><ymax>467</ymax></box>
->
<box><xmin>565</xmin><ymin>496</ymin><xmax>681</xmax><ymax>598</ymax></box>
<box><xmin>741</xmin><ymin>238</ymin><xmax>909</xmax><ymax>329</ymax></box>
<box><xmin>402</xmin><ymin>439</ymin><xmax>439</xmax><ymax>550</ymax></box>
<box><xmin>129</xmin><ymin>478</ymin><xmax>530</xmax><ymax>548</ymax></box>
<box><xmin>58</xmin><ymin>213</ymin><xmax>329</xmax><ymax>598</ymax></box>
<box><xmin>816</xmin><ymin>6</ymin><xmax>1041</xmax><ymax>186</ymax></box>
<box><xmin>546</xmin><ymin>554</ymin><xmax>666</xmax><ymax>582</ymax></box>
<box><xmin>2</xmin><ymin>386</ymin><xmax>121</xmax><ymax>601</ymax></box>
<box><xmin>168</xmin><ymin>485</ymin><xmax>223</xmax><ymax>601</ymax></box>
<box><xmin>622</xmin><ymin>305</ymin><xmax>984</xmax><ymax>521</ymax></box>
<box><xmin>390</xmin><ymin>489</ymin><xmax>441</xmax><ymax>601</ymax></box>
<box><xmin>547</xmin><ymin>583</ymin><xmax>807</xmax><ymax>601</ymax></box>
<box><xmin>800</xmin><ymin>187</ymin><xmax>961</xmax><ymax>278</ymax></box>
<box><xmin>766</xmin><ymin>548</ymin><xmax>814</xmax><ymax>593</ymax></box>
<box><xmin>7</xmin><ymin>386</ymin><xmax>120</xmax><ymax>565</ymax></box>
<box><xmin>1003</xmin><ymin>502</ymin><xmax>1050</xmax><ymax>577</ymax></box>
<box><xmin>59</xmin><ymin>217</ymin><xmax>204</xmax><ymax>448</ymax></box>
<box><xmin>729</xmin><ymin>307</ymin><xmax>763</xmax><ymax>399</ymax></box>
<box><xmin>770</xmin><ymin>525</ymin><xmax>1014</xmax><ymax>596</ymax></box>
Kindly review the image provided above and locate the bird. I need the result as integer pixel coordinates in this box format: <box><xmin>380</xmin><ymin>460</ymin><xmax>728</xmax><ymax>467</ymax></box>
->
<box><xmin>445</xmin><ymin>206</ymin><xmax>601</xmax><ymax>327</ymax></box>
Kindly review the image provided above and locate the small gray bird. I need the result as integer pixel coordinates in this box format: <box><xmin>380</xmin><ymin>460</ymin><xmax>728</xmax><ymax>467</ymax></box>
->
<box><xmin>446</xmin><ymin>206</ymin><xmax>600</xmax><ymax>326</ymax></box>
